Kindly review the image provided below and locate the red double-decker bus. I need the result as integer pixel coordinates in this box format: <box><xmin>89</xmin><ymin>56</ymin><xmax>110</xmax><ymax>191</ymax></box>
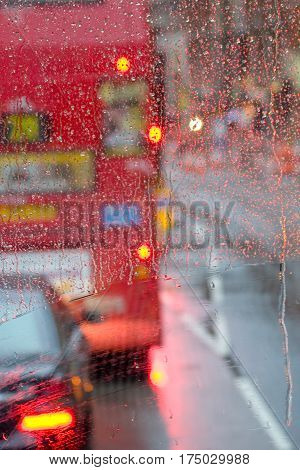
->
<box><xmin>0</xmin><ymin>0</ymin><xmax>165</xmax><ymax>369</ymax></box>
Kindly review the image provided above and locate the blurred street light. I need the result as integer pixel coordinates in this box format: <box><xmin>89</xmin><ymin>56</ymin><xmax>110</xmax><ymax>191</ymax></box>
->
<box><xmin>189</xmin><ymin>116</ymin><xmax>203</xmax><ymax>132</ymax></box>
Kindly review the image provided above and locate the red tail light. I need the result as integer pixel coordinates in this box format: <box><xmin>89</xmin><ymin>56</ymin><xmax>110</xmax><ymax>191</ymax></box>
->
<box><xmin>149</xmin><ymin>368</ymin><xmax>168</xmax><ymax>388</ymax></box>
<box><xmin>116</xmin><ymin>56</ymin><xmax>130</xmax><ymax>73</ymax></box>
<box><xmin>148</xmin><ymin>125</ymin><xmax>162</xmax><ymax>144</ymax></box>
<box><xmin>137</xmin><ymin>243</ymin><xmax>151</xmax><ymax>261</ymax></box>
<box><xmin>19</xmin><ymin>409</ymin><xmax>74</xmax><ymax>432</ymax></box>
<box><xmin>149</xmin><ymin>347</ymin><xmax>168</xmax><ymax>388</ymax></box>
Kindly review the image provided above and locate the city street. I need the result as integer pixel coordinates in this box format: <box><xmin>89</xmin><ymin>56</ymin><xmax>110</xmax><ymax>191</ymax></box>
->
<box><xmin>90</xmin><ymin>259</ymin><xmax>299</xmax><ymax>449</ymax></box>
<box><xmin>89</xmin><ymin>142</ymin><xmax>299</xmax><ymax>450</ymax></box>
<box><xmin>0</xmin><ymin>0</ymin><xmax>299</xmax><ymax>454</ymax></box>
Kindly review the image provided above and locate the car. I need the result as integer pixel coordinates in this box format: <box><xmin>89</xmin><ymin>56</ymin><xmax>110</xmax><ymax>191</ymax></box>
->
<box><xmin>65</xmin><ymin>281</ymin><xmax>161</xmax><ymax>380</ymax></box>
<box><xmin>0</xmin><ymin>275</ymin><xmax>92</xmax><ymax>450</ymax></box>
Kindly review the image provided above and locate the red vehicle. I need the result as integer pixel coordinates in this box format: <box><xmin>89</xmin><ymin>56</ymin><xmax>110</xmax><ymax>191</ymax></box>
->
<box><xmin>0</xmin><ymin>0</ymin><xmax>164</xmax><ymax>370</ymax></box>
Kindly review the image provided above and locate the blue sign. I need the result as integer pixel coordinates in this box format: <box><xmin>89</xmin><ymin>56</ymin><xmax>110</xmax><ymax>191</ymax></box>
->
<box><xmin>102</xmin><ymin>204</ymin><xmax>141</xmax><ymax>226</ymax></box>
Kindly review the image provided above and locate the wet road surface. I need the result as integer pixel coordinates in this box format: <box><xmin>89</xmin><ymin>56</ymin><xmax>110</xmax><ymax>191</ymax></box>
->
<box><xmin>90</xmin><ymin>260</ymin><xmax>298</xmax><ymax>449</ymax></box>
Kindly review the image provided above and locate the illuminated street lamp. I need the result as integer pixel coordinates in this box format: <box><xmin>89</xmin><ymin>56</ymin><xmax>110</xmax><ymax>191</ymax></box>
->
<box><xmin>189</xmin><ymin>116</ymin><xmax>203</xmax><ymax>132</ymax></box>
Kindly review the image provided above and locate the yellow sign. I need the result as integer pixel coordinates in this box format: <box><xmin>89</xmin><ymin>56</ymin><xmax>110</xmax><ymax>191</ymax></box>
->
<box><xmin>98</xmin><ymin>82</ymin><xmax>147</xmax><ymax>105</ymax></box>
<box><xmin>98</xmin><ymin>81</ymin><xmax>148</xmax><ymax>157</ymax></box>
<box><xmin>155</xmin><ymin>180</ymin><xmax>175</xmax><ymax>239</ymax></box>
<box><xmin>0</xmin><ymin>151</ymin><xmax>95</xmax><ymax>194</ymax></box>
<box><xmin>0</xmin><ymin>204</ymin><xmax>57</xmax><ymax>223</ymax></box>
<box><xmin>3</xmin><ymin>114</ymin><xmax>40</xmax><ymax>143</ymax></box>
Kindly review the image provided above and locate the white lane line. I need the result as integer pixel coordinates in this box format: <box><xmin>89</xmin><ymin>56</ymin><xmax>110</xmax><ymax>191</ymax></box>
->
<box><xmin>181</xmin><ymin>313</ymin><xmax>295</xmax><ymax>450</ymax></box>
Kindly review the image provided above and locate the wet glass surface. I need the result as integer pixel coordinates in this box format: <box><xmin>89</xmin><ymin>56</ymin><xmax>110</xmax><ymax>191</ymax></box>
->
<box><xmin>0</xmin><ymin>0</ymin><xmax>299</xmax><ymax>450</ymax></box>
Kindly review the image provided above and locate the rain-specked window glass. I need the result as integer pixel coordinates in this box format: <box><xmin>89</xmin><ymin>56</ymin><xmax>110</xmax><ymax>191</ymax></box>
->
<box><xmin>0</xmin><ymin>288</ymin><xmax>60</xmax><ymax>361</ymax></box>
<box><xmin>0</xmin><ymin>0</ymin><xmax>299</xmax><ymax>453</ymax></box>
<box><xmin>98</xmin><ymin>81</ymin><xmax>148</xmax><ymax>157</ymax></box>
